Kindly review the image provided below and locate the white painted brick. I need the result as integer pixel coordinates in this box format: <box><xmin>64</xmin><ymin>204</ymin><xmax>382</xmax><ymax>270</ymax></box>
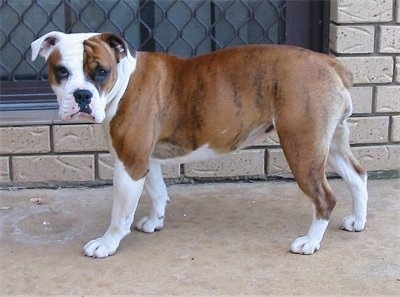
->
<box><xmin>391</xmin><ymin>115</ymin><xmax>400</xmax><ymax>141</ymax></box>
<box><xmin>0</xmin><ymin>126</ymin><xmax>50</xmax><ymax>154</ymax></box>
<box><xmin>349</xmin><ymin>87</ymin><xmax>373</xmax><ymax>113</ymax></box>
<box><xmin>162</xmin><ymin>163</ymin><xmax>181</xmax><ymax>179</ymax></box>
<box><xmin>352</xmin><ymin>145</ymin><xmax>400</xmax><ymax>171</ymax></box>
<box><xmin>379</xmin><ymin>26</ymin><xmax>400</xmax><ymax>53</ymax></box>
<box><xmin>348</xmin><ymin>117</ymin><xmax>389</xmax><ymax>144</ymax></box>
<box><xmin>396</xmin><ymin>0</ymin><xmax>400</xmax><ymax>23</ymax></box>
<box><xmin>331</xmin><ymin>0</ymin><xmax>393</xmax><ymax>23</ymax></box>
<box><xmin>395</xmin><ymin>56</ymin><xmax>400</xmax><ymax>83</ymax></box>
<box><xmin>267</xmin><ymin>145</ymin><xmax>400</xmax><ymax>176</ymax></box>
<box><xmin>0</xmin><ymin>157</ymin><xmax>10</xmax><ymax>182</ymax></box>
<box><xmin>184</xmin><ymin>150</ymin><xmax>265</xmax><ymax>178</ymax></box>
<box><xmin>267</xmin><ymin>116</ymin><xmax>393</xmax><ymax>154</ymax></box>
<box><xmin>98</xmin><ymin>153</ymin><xmax>180</xmax><ymax>180</ymax></box>
<box><xmin>12</xmin><ymin>155</ymin><xmax>94</xmax><ymax>183</ymax></box>
<box><xmin>338</xmin><ymin>57</ymin><xmax>393</xmax><ymax>84</ymax></box>
<box><xmin>267</xmin><ymin>149</ymin><xmax>354</xmax><ymax>177</ymax></box>
<box><xmin>266</xmin><ymin>149</ymin><xmax>291</xmax><ymax>177</ymax></box>
<box><xmin>266</xmin><ymin>149</ymin><xmax>345</xmax><ymax>176</ymax></box>
<box><xmin>253</xmin><ymin>130</ymin><xmax>280</xmax><ymax>146</ymax></box>
<box><xmin>53</xmin><ymin>124</ymin><xmax>108</xmax><ymax>152</ymax></box>
<box><xmin>376</xmin><ymin>86</ymin><xmax>400</xmax><ymax>113</ymax></box>
<box><xmin>330</xmin><ymin>25</ymin><xmax>374</xmax><ymax>54</ymax></box>
<box><xmin>98</xmin><ymin>154</ymin><xmax>114</xmax><ymax>180</ymax></box>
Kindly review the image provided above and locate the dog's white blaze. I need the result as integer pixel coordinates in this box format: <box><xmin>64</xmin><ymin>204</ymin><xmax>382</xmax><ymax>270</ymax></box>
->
<box><xmin>41</xmin><ymin>32</ymin><xmax>107</xmax><ymax>123</ymax></box>
<box><xmin>152</xmin><ymin>144</ymin><xmax>221</xmax><ymax>165</ymax></box>
<box><xmin>60</xmin><ymin>45</ymin><xmax>104</xmax><ymax>122</ymax></box>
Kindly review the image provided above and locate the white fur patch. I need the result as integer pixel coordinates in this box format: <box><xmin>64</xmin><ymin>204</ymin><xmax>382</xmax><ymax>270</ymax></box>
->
<box><xmin>328</xmin><ymin>120</ymin><xmax>368</xmax><ymax>232</ymax></box>
<box><xmin>135</xmin><ymin>162</ymin><xmax>170</xmax><ymax>233</ymax></box>
<box><xmin>152</xmin><ymin>144</ymin><xmax>221</xmax><ymax>165</ymax></box>
<box><xmin>84</xmin><ymin>160</ymin><xmax>145</xmax><ymax>258</ymax></box>
<box><xmin>291</xmin><ymin>212</ymin><xmax>329</xmax><ymax>255</ymax></box>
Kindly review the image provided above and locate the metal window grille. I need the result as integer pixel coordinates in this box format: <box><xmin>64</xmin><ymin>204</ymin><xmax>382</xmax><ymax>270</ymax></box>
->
<box><xmin>0</xmin><ymin>0</ymin><xmax>329</xmax><ymax>110</ymax></box>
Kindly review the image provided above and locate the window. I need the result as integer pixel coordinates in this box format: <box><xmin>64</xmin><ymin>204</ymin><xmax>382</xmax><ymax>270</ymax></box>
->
<box><xmin>0</xmin><ymin>0</ymin><xmax>329</xmax><ymax>111</ymax></box>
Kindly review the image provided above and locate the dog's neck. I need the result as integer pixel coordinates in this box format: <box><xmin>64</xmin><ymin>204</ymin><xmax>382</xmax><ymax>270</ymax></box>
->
<box><xmin>105</xmin><ymin>52</ymin><xmax>137</xmax><ymax>122</ymax></box>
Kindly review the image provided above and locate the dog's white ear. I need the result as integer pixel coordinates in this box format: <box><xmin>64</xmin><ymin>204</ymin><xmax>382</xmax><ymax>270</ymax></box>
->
<box><xmin>31</xmin><ymin>31</ymin><xmax>66</xmax><ymax>61</ymax></box>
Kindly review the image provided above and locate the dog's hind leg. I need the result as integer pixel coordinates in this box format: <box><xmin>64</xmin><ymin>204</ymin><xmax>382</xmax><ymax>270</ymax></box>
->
<box><xmin>289</xmin><ymin>167</ymin><xmax>336</xmax><ymax>255</ymax></box>
<box><xmin>135</xmin><ymin>161</ymin><xmax>171</xmax><ymax>233</ymax></box>
<box><xmin>328</xmin><ymin>119</ymin><xmax>368</xmax><ymax>231</ymax></box>
<box><xmin>276</xmin><ymin>119</ymin><xmax>336</xmax><ymax>255</ymax></box>
<box><xmin>84</xmin><ymin>160</ymin><xmax>145</xmax><ymax>258</ymax></box>
<box><xmin>279</xmin><ymin>136</ymin><xmax>336</xmax><ymax>254</ymax></box>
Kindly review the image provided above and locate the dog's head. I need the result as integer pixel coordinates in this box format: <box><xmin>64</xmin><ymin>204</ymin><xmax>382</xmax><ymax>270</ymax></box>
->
<box><xmin>31</xmin><ymin>31</ymin><xmax>130</xmax><ymax>123</ymax></box>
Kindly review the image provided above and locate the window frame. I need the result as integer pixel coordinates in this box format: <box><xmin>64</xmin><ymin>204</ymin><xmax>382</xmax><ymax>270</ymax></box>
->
<box><xmin>0</xmin><ymin>0</ymin><xmax>330</xmax><ymax>111</ymax></box>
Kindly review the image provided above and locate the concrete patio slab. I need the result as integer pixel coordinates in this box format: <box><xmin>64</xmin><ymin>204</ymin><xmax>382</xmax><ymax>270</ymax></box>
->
<box><xmin>0</xmin><ymin>179</ymin><xmax>399</xmax><ymax>296</ymax></box>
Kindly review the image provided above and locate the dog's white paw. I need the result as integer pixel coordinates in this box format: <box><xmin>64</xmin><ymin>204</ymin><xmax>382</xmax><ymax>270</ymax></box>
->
<box><xmin>83</xmin><ymin>237</ymin><xmax>120</xmax><ymax>258</ymax></box>
<box><xmin>341</xmin><ymin>215</ymin><xmax>366</xmax><ymax>232</ymax></box>
<box><xmin>135</xmin><ymin>216</ymin><xmax>164</xmax><ymax>233</ymax></box>
<box><xmin>290</xmin><ymin>235</ymin><xmax>321</xmax><ymax>255</ymax></box>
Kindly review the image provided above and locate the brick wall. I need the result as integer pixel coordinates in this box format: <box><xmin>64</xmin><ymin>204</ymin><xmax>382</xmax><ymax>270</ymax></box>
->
<box><xmin>0</xmin><ymin>0</ymin><xmax>399</xmax><ymax>187</ymax></box>
<box><xmin>329</xmin><ymin>0</ymin><xmax>400</xmax><ymax>176</ymax></box>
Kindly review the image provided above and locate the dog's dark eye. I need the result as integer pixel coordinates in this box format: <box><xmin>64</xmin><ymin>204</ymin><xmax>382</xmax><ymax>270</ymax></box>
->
<box><xmin>94</xmin><ymin>67</ymin><xmax>110</xmax><ymax>83</ymax></box>
<box><xmin>55</xmin><ymin>66</ymin><xmax>69</xmax><ymax>79</ymax></box>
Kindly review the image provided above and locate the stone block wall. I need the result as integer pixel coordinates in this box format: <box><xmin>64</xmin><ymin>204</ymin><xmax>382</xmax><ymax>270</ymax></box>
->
<box><xmin>0</xmin><ymin>0</ymin><xmax>399</xmax><ymax>187</ymax></box>
<box><xmin>329</xmin><ymin>0</ymin><xmax>400</xmax><ymax>174</ymax></box>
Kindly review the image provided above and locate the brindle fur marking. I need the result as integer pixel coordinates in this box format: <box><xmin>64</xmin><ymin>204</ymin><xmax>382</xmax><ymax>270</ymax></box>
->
<box><xmin>110</xmin><ymin>45</ymin><xmax>353</xmax><ymax>186</ymax></box>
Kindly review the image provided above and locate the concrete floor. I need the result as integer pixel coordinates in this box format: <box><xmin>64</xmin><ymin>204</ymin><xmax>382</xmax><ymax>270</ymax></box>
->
<box><xmin>0</xmin><ymin>179</ymin><xmax>399</xmax><ymax>296</ymax></box>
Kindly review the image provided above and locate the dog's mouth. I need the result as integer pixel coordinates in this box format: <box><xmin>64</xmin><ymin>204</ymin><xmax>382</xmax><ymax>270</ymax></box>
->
<box><xmin>59</xmin><ymin>98</ymin><xmax>105</xmax><ymax>123</ymax></box>
<box><xmin>78</xmin><ymin>104</ymin><xmax>92</xmax><ymax>115</ymax></box>
<box><xmin>68</xmin><ymin>110</ymin><xmax>96</xmax><ymax>122</ymax></box>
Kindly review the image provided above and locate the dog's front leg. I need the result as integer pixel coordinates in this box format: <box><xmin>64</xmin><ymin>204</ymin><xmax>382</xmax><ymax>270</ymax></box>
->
<box><xmin>84</xmin><ymin>160</ymin><xmax>145</xmax><ymax>258</ymax></box>
<box><xmin>136</xmin><ymin>161</ymin><xmax>170</xmax><ymax>233</ymax></box>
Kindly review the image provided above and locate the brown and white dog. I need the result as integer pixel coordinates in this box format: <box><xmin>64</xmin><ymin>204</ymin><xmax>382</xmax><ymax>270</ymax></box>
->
<box><xmin>31</xmin><ymin>32</ymin><xmax>368</xmax><ymax>258</ymax></box>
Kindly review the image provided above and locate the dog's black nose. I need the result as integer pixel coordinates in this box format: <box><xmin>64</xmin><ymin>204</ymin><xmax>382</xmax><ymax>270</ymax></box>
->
<box><xmin>73</xmin><ymin>89</ymin><xmax>92</xmax><ymax>105</ymax></box>
<box><xmin>73</xmin><ymin>89</ymin><xmax>93</xmax><ymax>114</ymax></box>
